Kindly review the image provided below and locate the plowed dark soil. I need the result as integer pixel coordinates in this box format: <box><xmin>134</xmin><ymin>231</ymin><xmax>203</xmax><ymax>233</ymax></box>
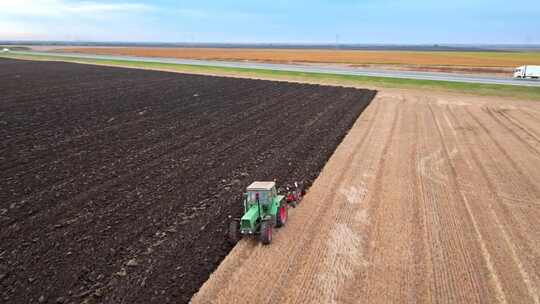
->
<box><xmin>0</xmin><ymin>58</ymin><xmax>375</xmax><ymax>304</ymax></box>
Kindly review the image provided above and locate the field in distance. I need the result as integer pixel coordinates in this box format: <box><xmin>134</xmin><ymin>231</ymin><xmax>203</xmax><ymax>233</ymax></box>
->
<box><xmin>56</xmin><ymin>47</ymin><xmax>540</xmax><ymax>75</ymax></box>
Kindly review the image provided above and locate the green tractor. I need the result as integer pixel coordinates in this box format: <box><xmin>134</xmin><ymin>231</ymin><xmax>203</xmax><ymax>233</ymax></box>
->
<box><xmin>228</xmin><ymin>181</ymin><xmax>289</xmax><ymax>245</ymax></box>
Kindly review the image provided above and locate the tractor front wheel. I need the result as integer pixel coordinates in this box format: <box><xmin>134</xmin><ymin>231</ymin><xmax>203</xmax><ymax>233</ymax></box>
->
<box><xmin>276</xmin><ymin>203</ymin><xmax>288</xmax><ymax>227</ymax></box>
<box><xmin>228</xmin><ymin>220</ymin><xmax>240</xmax><ymax>245</ymax></box>
<box><xmin>260</xmin><ymin>220</ymin><xmax>272</xmax><ymax>245</ymax></box>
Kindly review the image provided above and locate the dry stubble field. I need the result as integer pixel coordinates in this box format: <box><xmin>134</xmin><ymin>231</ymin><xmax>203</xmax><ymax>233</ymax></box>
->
<box><xmin>192</xmin><ymin>89</ymin><xmax>540</xmax><ymax>304</ymax></box>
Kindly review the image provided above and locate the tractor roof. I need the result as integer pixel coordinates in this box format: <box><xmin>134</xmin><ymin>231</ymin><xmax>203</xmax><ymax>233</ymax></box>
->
<box><xmin>247</xmin><ymin>181</ymin><xmax>275</xmax><ymax>191</ymax></box>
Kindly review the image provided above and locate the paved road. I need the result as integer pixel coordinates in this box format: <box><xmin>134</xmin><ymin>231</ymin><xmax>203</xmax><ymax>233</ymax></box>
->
<box><xmin>10</xmin><ymin>50</ymin><xmax>540</xmax><ymax>87</ymax></box>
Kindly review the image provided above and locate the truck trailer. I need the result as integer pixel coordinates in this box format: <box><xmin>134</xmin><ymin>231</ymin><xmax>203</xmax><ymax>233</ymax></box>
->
<box><xmin>513</xmin><ymin>65</ymin><xmax>540</xmax><ymax>79</ymax></box>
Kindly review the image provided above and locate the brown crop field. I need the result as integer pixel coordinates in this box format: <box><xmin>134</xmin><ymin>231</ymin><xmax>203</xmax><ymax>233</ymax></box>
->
<box><xmin>0</xmin><ymin>58</ymin><xmax>374</xmax><ymax>303</ymax></box>
<box><xmin>193</xmin><ymin>89</ymin><xmax>540</xmax><ymax>303</ymax></box>
<box><xmin>59</xmin><ymin>47</ymin><xmax>540</xmax><ymax>69</ymax></box>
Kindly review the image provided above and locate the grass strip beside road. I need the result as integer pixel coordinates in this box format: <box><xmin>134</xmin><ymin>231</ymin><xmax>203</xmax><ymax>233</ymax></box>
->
<box><xmin>3</xmin><ymin>52</ymin><xmax>540</xmax><ymax>100</ymax></box>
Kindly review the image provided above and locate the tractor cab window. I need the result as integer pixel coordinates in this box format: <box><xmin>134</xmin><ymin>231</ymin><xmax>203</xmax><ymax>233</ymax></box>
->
<box><xmin>248</xmin><ymin>191</ymin><xmax>269</xmax><ymax>204</ymax></box>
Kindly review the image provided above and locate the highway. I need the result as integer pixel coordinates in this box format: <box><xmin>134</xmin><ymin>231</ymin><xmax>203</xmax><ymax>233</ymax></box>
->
<box><xmin>10</xmin><ymin>50</ymin><xmax>540</xmax><ymax>87</ymax></box>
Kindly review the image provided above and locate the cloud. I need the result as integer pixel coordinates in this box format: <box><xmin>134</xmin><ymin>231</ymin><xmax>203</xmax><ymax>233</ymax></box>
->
<box><xmin>0</xmin><ymin>0</ymin><xmax>157</xmax><ymax>41</ymax></box>
<box><xmin>0</xmin><ymin>0</ymin><xmax>154</xmax><ymax>17</ymax></box>
<box><xmin>0</xmin><ymin>20</ymin><xmax>45</xmax><ymax>40</ymax></box>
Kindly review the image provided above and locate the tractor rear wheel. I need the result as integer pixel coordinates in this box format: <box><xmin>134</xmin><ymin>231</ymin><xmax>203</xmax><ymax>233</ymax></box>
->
<box><xmin>260</xmin><ymin>220</ymin><xmax>272</xmax><ymax>245</ymax></box>
<box><xmin>228</xmin><ymin>220</ymin><xmax>240</xmax><ymax>245</ymax></box>
<box><xmin>276</xmin><ymin>203</ymin><xmax>288</xmax><ymax>227</ymax></box>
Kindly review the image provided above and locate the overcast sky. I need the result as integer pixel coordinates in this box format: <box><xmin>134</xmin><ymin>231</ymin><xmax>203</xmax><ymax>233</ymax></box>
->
<box><xmin>1</xmin><ymin>0</ymin><xmax>539</xmax><ymax>44</ymax></box>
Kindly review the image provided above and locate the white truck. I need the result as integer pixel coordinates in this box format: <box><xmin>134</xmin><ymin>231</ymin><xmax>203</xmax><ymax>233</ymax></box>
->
<box><xmin>513</xmin><ymin>65</ymin><xmax>540</xmax><ymax>79</ymax></box>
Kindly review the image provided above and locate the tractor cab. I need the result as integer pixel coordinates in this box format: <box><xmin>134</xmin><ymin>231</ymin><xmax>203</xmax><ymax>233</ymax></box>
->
<box><xmin>240</xmin><ymin>182</ymin><xmax>278</xmax><ymax>234</ymax></box>
<box><xmin>245</xmin><ymin>181</ymin><xmax>277</xmax><ymax>208</ymax></box>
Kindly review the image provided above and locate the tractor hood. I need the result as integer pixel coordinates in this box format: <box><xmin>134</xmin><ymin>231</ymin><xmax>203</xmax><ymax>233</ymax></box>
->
<box><xmin>240</xmin><ymin>204</ymin><xmax>260</xmax><ymax>233</ymax></box>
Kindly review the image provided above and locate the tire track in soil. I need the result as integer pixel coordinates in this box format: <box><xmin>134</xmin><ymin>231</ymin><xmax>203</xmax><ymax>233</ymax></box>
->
<box><xmin>446</xmin><ymin>105</ymin><xmax>540</xmax><ymax>303</ymax></box>
<box><xmin>435</xmin><ymin>105</ymin><xmax>508</xmax><ymax>304</ymax></box>
<box><xmin>503</xmin><ymin>109</ymin><xmax>540</xmax><ymax>138</ymax></box>
<box><xmin>465</xmin><ymin>107</ymin><xmax>540</xmax><ymax>213</ymax></box>
<box><xmin>478</xmin><ymin>107</ymin><xmax>540</xmax><ymax>237</ymax></box>
<box><xmin>356</xmin><ymin>97</ymin><xmax>406</xmax><ymax>303</ymax></box>
<box><xmin>426</xmin><ymin>103</ymin><xmax>498</xmax><ymax>303</ymax></box>
<box><xmin>360</xmin><ymin>97</ymin><xmax>424</xmax><ymax>303</ymax></box>
<box><xmin>465</xmin><ymin>107</ymin><xmax>540</xmax><ymax>302</ymax></box>
<box><xmin>414</xmin><ymin>100</ymin><xmax>486</xmax><ymax>303</ymax></box>
<box><xmin>514</xmin><ymin>109</ymin><xmax>540</xmax><ymax>137</ymax></box>
<box><xmin>333</xmin><ymin>96</ymin><xmax>405</xmax><ymax>303</ymax></box>
<box><xmin>483</xmin><ymin>108</ymin><xmax>540</xmax><ymax>157</ymax></box>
